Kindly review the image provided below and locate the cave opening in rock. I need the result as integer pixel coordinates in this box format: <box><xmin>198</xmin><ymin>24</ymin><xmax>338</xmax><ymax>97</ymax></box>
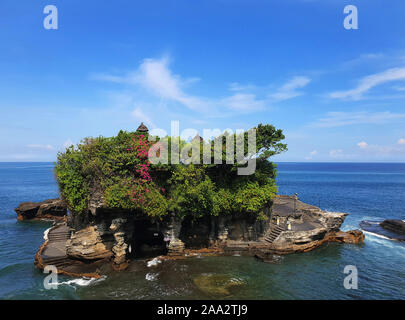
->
<box><xmin>130</xmin><ymin>219</ymin><xmax>168</xmax><ymax>259</ymax></box>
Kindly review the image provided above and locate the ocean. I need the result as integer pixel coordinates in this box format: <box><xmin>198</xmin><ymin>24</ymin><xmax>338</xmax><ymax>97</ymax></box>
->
<box><xmin>0</xmin><ymin>162</ymin><xmax>404</xmax><ymax>299</ymax></box>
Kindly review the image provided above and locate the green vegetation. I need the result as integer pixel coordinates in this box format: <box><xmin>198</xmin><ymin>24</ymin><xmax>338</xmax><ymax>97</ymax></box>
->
<box><xmin>55</xmin><ymin>123</ymin><xmax>287</xmax><ymax>220</ymax></box>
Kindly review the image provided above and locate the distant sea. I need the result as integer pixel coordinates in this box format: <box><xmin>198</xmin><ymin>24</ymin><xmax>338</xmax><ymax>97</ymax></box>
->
<box><xmin>0</xmin><ymin>162</ymin><xmax>404</xmax><ymax>299</ymax></box>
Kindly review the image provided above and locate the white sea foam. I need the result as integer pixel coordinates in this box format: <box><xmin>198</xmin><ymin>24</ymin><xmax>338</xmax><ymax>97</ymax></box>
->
<box><xmin>147</xmin><ymin>257</ymin><xmax>162</xmax><ymax>267</ymax></box>
<box><xmin>43</xmin><ymin>227</ymin><xmax>52</xmax><ymax>241</ymax></box>
<box><xmin>145</xmin><ymin>272</ymin><xmax>159</xmax><ymax>281</ymax></box>
<box><xmin>363</xmin><ymin>230</ymin><xmax>391</xmax><ymax>241</ymax></box>
<box><xmin>58</xmin><ymin>276</ymin><xmax>106</xmax><ymax>288</ymax></box>
<box><xmin>364</xmin><ymin>221</ymin><xmax>380</xmax><ymax>225</ymax></box>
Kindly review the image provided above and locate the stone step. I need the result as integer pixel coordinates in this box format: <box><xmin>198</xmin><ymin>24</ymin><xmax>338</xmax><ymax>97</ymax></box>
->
<box><xmin>264</xmin><ymin>226</ymin><xmax>285</xmax><ymax>244</ymax></box>
<box><xmin>49</xmin><ymin>235</ymin><xmax>70</xmax><ymax>238</ymax></box>
<box><xmin>43</xmin><ymin>256</ymin><xmax>68</xmax><ymax>262</ymax></box>
<box><xmin>42</xmin><ymin>259</ymin><xmax>71</xmax><ymax>267</ymax></box>
<box><xmin>43</xmin><ymin>260</ymin><xmax>72</xmax><ymax>268</ymax></box>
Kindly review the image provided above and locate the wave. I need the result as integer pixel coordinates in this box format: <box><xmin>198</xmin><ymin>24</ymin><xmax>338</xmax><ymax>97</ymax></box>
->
<box><xmin>363</xmin><ymin>230</ymin><xmax>391</xmax><ymax>241</ymax></box>
<box><xmin>57</xmin><ymin>276</ymin><xmax>106</xmax><ymax>288</ymax></box>
<box><xmin>147</xmin><ymin>257</ymin><xmax>162</xmax><ymax>267</ymax></box>
<box><xmin>363</xmin><ymin>231</ymin><xmax>405</xmax><ymax>257</ymax></box>
<box><xmin>43</xmin><ymin>227</ymin><xmax>52</xmax><ymax>240</ymax></box>
<box><xmin>145</xmin><ymin>272</ymin><xmax>159</xmax><ymax>281</ymax></box>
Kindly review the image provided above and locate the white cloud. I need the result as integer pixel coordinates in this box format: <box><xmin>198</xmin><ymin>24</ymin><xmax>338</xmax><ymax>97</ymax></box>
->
<box><xmin>329</xmin><ymin>67</ymin><xmax>405</xmax><ymax>100</ymax></box>
<box><xmin>27</xmin><ymin>144</ymin><xmax>54</xmax><ymax>150</ymax></box>
<box><xmin>357</xmin><ymin>144</ymin><xmax>404</xmax><ymax>156</ymax></box>
<box><xmin>304</xmin><ymin>150</ymin><xmax>318</xmax><ymax>160</ymax></box>
<box><xmin>228</xmin><ymin>82</ymin><xmax>257</xmax><ymax>92</ymax></box>
<box><xmin>93</xmin><ymin>57</ymin><xmax>207</xmax><ymax>111</ymax></box>
<box><xmin>394</xmin><ymin>86</ymin><xmax>405</xmax><ymax>92</ymax></box>
<box><xmin>131</xmin><ymin>107</ymin><xmax>156</xmax><ymax>128</ymax></box>
<box><xmin>398</xmin><ymin>138</ymin><xmax>405</xmax><ymax>145</ymax></box>
<box><xmin>222</xmin><ymin>93</ymin><xmax>265</xmax><ymax>112</ymax></box>
<box><xmin>357</xmin><ymin>141</ymin><xmax>368</xmax><ymax>149</ymax></box>
<box><xmin>329</xmin><ymin>149</ymin><xmax>343</xmax><ymax>158</ymax></box>
<box><xmin>311</xmin><ymin>111</ymin><xmax>405</xmax><ymax>128</ymax></box>
<box><xmin>94</xmin><ymin>57</ymin><xmax>310</xmax><ymax>114</ymax></box>
<box><xmin>340</xmin><ymin>53</ymin><xmax>384</xmax><ymax>69</ymax></box>
<box><xmin>269</xmin><ymin>76</ymin><xmax>311</xmax><ymax>102</ymax></box>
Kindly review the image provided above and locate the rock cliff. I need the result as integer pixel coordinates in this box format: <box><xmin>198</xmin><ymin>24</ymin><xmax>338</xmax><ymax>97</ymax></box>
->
<box><xmin>58</xmin><ymin>195</ymin><xmax>363</xmax><ymax>270</ymax></box>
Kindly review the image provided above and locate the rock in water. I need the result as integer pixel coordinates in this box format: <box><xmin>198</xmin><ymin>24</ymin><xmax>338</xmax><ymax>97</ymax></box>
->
<box><xmin>380</xmin><ymin>220</ymin><xmax>405</xmax><ymax>235</ymax></box>
<box><xmin>360</xmin><ymin>220</ymin><xmax>405</xmax><ymax>242</ymax></box>
<box><xmin>193</xmin><ymin>274</ymin><xmax>245</xmax><ymax>297</ymax></box>
<box><xmin>15</xmin><ymin>199</ymin><xmax>67</xmax><ymax>221</ymax></box>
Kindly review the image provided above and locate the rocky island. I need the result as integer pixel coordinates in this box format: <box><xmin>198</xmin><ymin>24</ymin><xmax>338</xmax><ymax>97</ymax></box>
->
<box><xmin>360</xmin><ymin>219</ymin><xmax>405</xmax><ymax>242</ymax></box>
<box><xmin>20</xmin><ymin>123</ymin><xmax>364</xmax><ymax>277</ymax></box>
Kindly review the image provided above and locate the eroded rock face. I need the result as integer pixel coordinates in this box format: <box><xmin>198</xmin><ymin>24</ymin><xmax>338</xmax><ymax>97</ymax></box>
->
<box><xmin>266</xmin><ymin>228</ymin><xmax>365</xmax><ymax>255</ymax></box>
<box><xmin>15</xmin><ymin>199</ymin><xmax>67</xmax><ymax>221</ymax></box>
<box><xmin>326</xmin><ymin>230</ymin><xmax>365</xmax><ymax>244</ymax></box>
<box><xmin>320</xmin><ymin>212</ymin><xmax>349</xmax><ymax>231</ymax></box>
<box><xmin>66</xmin><ymin>226</ymin><xmax>113</xmax><ymax>260</ymax></box>
<box><xmin>61</xmin><ymin>193</ymin><xmax>361</xmax><ymax>267</ymax></box>
<box><xmin>271</xmin><ymin>227</ymin><xmax>329</xmax><ymax>254</ymax></box>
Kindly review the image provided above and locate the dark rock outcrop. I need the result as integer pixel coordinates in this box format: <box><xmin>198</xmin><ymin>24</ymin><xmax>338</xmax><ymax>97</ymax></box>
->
<box><xmin>380</xmin><ymin>220</ymin><xmax>405</xmax><ymax>235</ymax></box>
<box><xmin>360</xmin><ymin>220</ymin><xmax>405</xmax><ymax>242</ymax></box>
<box><xmin>15</xmin><ymin>199</ymin><xmax>67</xmax><ymax>221</ymax></box>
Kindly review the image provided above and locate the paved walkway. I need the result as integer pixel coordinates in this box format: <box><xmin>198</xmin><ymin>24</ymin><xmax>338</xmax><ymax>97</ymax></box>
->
<box><xmin>42</xmin><ymin>224</ymin><xmax>71</xmax><ymax>267</ymax></box>
<box><xmin>273</xmin><ymin>196</ymin><xmax>324</xmax><ymax>232</ymax></box>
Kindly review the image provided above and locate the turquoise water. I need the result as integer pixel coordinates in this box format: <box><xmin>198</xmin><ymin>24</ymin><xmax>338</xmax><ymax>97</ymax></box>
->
<box><xmin>0</xmin><ymin>162</ymin><xmax>404</xmax><ymax>299</ymax></box>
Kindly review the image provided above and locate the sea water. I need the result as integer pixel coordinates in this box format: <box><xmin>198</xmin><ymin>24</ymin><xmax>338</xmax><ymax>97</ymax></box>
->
<box><xmin>0</xmin><ymin>162</ymin><xmax>404</xmax><ymax>299</ymax></box>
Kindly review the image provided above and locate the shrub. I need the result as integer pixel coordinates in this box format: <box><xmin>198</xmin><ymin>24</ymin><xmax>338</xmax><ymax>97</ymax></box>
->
<box><xmin>54</xmin><ymin>124</ymin><xmax>286</xmax><ymax>220</ymax></box>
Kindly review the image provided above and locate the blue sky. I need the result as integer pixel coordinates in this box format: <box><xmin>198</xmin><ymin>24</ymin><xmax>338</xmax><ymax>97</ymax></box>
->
<box><xmin>1</xmin><ymin>0</ymin><xmax>405</xmax><ymax>162</ymax></box>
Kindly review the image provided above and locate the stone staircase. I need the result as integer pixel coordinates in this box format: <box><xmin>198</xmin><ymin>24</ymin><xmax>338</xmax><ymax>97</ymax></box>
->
<box><xmin>264</xmin><ymin>225</ymin><xmax>285</xmax><ymax>244</ymax></box>
<box><xmin>42</xmin><ymin>256</ymin><xmax>72</xmax><ymax>268</ymax></box>
<box><xmin>48</xmin><ymin>229</ymin><xmax>71</xmax><ymax>242</ymax></box>
<box><xmin>41</xmin><ymin>224</ymin><xmax>72</xmax><ymax>268</ymax></box>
